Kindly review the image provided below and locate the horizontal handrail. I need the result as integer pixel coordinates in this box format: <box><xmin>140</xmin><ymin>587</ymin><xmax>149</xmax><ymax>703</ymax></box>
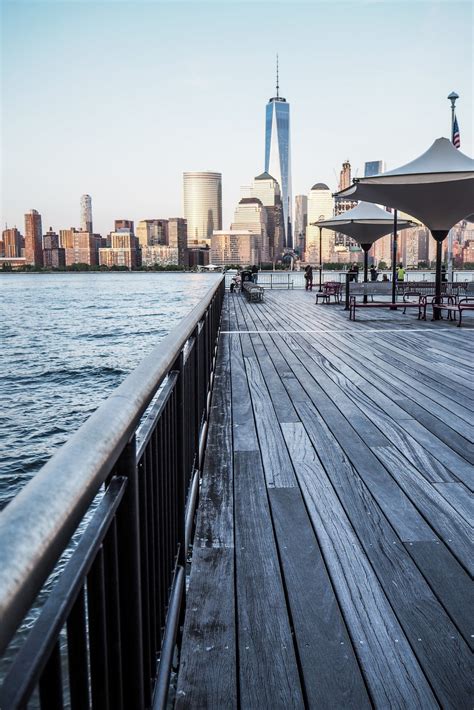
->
<box><xmin>0</xmin><ymin>276</ymin><xmax>224</xmax><ymax>656</ymax></box>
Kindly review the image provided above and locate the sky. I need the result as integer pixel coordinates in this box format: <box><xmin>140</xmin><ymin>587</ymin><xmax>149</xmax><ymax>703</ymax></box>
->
<box><xmin>1</xmin><ymin>0</ymin><xmax>473</xmax><ymax>236</ymax></box>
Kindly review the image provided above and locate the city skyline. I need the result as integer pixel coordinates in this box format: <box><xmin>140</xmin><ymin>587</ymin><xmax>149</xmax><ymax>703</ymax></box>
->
<box><xmin>1</xmin><ymin>1</ymin><xmax>473</xmax><ymax>236</ymax></box>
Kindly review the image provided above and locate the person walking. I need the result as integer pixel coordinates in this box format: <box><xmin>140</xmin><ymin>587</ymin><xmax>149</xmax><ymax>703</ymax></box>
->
<box><xmin>304</xmin><ymin>265</ymin><xmax>313</xmax><ymax>291</ymax></box>
<box><xmin>370</xmin><ymin>265</ymin><xmax>378</xmax><ymax>281</ymax></box>
<box><xmin>397</xmin><ymin>263</ymin><xmax>405</xmax><ymax>283</ymax></box>
<box><xmin>251</xmin><ymin>264</ymin><xmax>258</xmax><ymax>283</ymax></box>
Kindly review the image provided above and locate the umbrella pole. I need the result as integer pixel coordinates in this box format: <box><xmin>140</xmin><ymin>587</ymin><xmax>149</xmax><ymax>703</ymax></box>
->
<box><xmin>391</xmin><ymin>210</ymin><xmax>398</xmax><ymax>307</ymax></box>
<box><xmin>432</xmin><ymin>230</ymin><xmax>449</xmax><ymax>320</ymax></box>
<box><xmin>361</xmin><ymin>244</ymin><xmax>370</xmax><ymax>304</ymax></box>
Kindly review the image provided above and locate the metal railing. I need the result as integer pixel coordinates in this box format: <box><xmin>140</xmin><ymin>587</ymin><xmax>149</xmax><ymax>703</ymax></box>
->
<box><xmin>0</xmin><ymin>276</ymin><xmax>225</xmax><ymax>709</ymax></box>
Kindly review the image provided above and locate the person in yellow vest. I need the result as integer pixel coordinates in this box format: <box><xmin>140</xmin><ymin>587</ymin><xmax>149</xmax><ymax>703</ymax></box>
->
<box><xmin>397</xmin><ymin>263</ymin><xmax>405</xmax><ymax>283</ymax></box>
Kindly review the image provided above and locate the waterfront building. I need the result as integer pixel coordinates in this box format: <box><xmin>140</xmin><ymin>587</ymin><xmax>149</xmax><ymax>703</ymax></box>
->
<box><xmin>187</xmin><ymin>247</ymin><xmax>210</xmax><ymax>267</ymax></box>
<box><xmin>140</xmin><ymin>245</ymin><xmax>178</xmax><ymax>267</ymax></box>
<box><xmin>110</xmin><ymin>229</ymin><xmax>135</xmax><ymax>250</ymax></box>
<box><xmin>61</xmin><ymin>229</ymin><xmax>100</xmax><ymax>266</ymax></box>
<box><xmin>364</xmin><ymin>160</ymin><xmax>385</xmax><ymax>177</ymax></box>
<box><xmin>265</xmin><ymin>61</ymin><xmax>292</xmax><ymax>248</ymax></box>
<box><xmin>136</xmin><ymin>220</ymin><xmax>169</xmax><ymax>248</ymax></box>
<box><xmin>2</xmin><ymin>227</ymin><xmax>22</xmax><ymax>258</ymax></box>
<box><xmin>168</xmin><ymin>218</ymin><xmax>188</xmax><ymax>266</ymax></box>
<box><xmin>183</xmin><ymin>172</ymin><xmax>222</xmax><ymax>247</ymax></box>
<box><xmin>99</xmin><ymin>248</ymin><xmax>136</xmax><ymax>270</ymax></box>
<box><xmin>43</xmin><ymin>227</ymin><xmax>66</xmax><ymax>268</ymax></box>
<box><xmin>231</xmin><ymin>197</ymin><xmax>268</xmax><ymax>263</ymax></box>
<box><xmin>294</xmin><ymin>195</ymin><xmax>308</xmax><ymax>257</ymax></box>
<box><xmin>211</xmin><ymin>230</ymin><xmax>258</xmax><ymax>267</ymax></box>
<box><xmin>462</xmin><ymin>240</ymin><xmax>474</xmax><ymax>264</ymax></box>
<box><xmin>305</xmin><ymin>184</ymin><xmax>334</xmax><ymax>264</ymax></box>
<box><xmin>80</xmin><ymin>194</ymin><xmax>93</xmax><ymax>233</ymax></box>
<box><xmin>24</xmin><ymin>209</ymin><xmax>43</xmax><ymax>266</ymax></box>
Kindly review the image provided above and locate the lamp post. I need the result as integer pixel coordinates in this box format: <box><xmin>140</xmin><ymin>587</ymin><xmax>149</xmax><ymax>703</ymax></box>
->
<box><xmin>318</xmin><ymin>215</ymin><xmax>325</xmax><ymax>292</ymax></box>
<box><xmin>447</xmin><ymin>91</ymin><xmax>459</xmax><ymax>282</ymax></box>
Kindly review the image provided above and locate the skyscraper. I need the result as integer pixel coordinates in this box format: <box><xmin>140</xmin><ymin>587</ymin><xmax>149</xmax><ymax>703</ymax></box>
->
<box><xmin>2</xmin><ymin>227</ymin><xmax>22</xmax><ymax>258</ymax></box>
<box><xmin>294</xmin><ymin>195</ymin><xmax>308</xmax><ymax>256</ymax></box>
<box><xmin>265</xmin><ymin>57</ymin><xmax>292</xmax><ymax>249</ymax></box>
<box><xmin>241</xmin><ymin>172</ymin><xmax>283</xmax><ymax>262</ymax></box>
<box><xmin>231</xmin><ymin>197</ymin><xmax>268</xmax><ymax>263</ymax></box>
<box><xmin>183</xmin><ymin>171</ymin><xmax>222</xmax><ymax>247</ymax></box>
<box><xmin>305</xmin><ymin>184</ymin><xmax>334</xmax><ymax>264</ymax></box>
<box><xmin>80</xmin><ymin>194</ymin><xmax>93</xmax><ymax>233</ymax></box>
<box><xmin>24</xmin><ymin>209</ymin><xmax>43</xmax><ymax>266</ymax></box>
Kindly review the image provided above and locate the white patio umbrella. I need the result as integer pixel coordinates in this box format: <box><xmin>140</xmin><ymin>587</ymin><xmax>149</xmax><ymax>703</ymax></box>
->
<box><xmin>314</xmin><ymin>201</ymin><xmax>414</xmax><ymax>300</ymax></box>
<box><xmin>336</xmin><ymin>138</ymin><xmax>474</xmax><ymax>316</ymax></box>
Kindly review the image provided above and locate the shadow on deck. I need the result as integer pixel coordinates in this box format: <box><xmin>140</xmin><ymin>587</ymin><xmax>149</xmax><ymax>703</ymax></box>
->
<box><xmin>176</xmin><ymin>291</ymin><xmax>473</xmax><ymax>708</ymax></box>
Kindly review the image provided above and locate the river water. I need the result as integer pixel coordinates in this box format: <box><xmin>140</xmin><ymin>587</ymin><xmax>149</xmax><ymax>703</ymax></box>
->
<box><xmin>0</xmin><ymin>272</ymin><xmax>220</xmax><ymax>510</ymax></box>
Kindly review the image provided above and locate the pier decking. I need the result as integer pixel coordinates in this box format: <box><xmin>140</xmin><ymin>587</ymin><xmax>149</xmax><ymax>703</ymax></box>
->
<box><xmin>177</xmin><ymin>291</ymin><xmax>473</xmax><ymax>708</ymax></box>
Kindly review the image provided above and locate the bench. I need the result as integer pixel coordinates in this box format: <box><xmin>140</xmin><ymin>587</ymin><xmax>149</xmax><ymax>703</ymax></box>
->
<box><xmin>242</xmin><ymin>281</ymin><xmax>264</xmax><ymax>302</ymax></box>
<box><xmin>429</xmin><ymin>296</ymin><xmax>474</xmax><ymax>327</ymax></box>
<box><xmin>315</xmin><ymin>281</ymin><xmax>343</xmax><ymax>304</ymax></box>
<box><xmin>349</xmin><ymin>290</ymin><xmax>426</xmax><ymax>321</ymax></box>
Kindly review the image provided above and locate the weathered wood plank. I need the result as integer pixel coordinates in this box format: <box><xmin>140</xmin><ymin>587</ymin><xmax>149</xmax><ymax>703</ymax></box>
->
<box><xmin>405</xmin><ymin>540</ymin><xmax>474</xmax><ymax>651</ymax></box>
<box><xmin>243</xmin><ymin>354</ymin><xmax>296</xmax><ymax>487</ymax></box>
<box><xmin>234</xmin><ymin>451</ymin><xmax>304</xmax><ymax>708</ymax></box>
<box><xmin>373</xmin><ymin>445</ymin><xmax>473</xmax><ymax>574</ymax></box>
<box><xmin>175</xmin><ymin>547</ymin><xmax>236</xmax><ymax>709</ymax></box>
<box><xmin>433</xmin><ymin>482</ymin><xmax>473</xmax><ymax>523</ymax></box>
<box><xmin>268</xmin><ymin>487</ymin><xmax>371</xmax><ymax>708</ymax></box>
<box><xmin>176</xmin><ymin>331</ymin><xmax>236</xmax><ymax>707</ymax></box>
<box><xmin>229</xmin><ymin>333</ymin><xmax>259</xmax><ymax>452</ymax></box>
<box><xmin>281</xmin><ymin>422</ymin><xmax>437</xmax><ymax>708</ymax></box>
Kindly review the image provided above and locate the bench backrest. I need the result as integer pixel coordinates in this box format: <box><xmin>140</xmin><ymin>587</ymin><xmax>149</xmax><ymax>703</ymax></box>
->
<box><xmin>349</xmin><ymin>282</ymin><xmax>391</xmax><ymax>296</ymax></box>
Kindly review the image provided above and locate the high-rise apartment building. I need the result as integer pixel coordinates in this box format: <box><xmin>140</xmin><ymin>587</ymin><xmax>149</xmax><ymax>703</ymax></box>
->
<box><xmin>183</xmin><ymin>172</ymin><xmax>222</xmax><ymax>247</ymax></box>
<box><xmin>211</xmin><ymin>230</ymin><xmax>258</xmax><ymax>267</ymax></box>
<box><xmin>43</xmin><ymin>228</ymin><xmax>65</xmax><ymax>268</ymax></box>
<box><xmin>294</xmin><ymin>195</ymin><xmax>308</xmax><ymax>257</ymax></box>
<box><xmin>168</xmin><ymin>218</ymin><xmax>188</xmax><ymax>265</ymax></box>
<box><xmin>80</xmin><ymin>194</ymin><xmax>93</xmax><ymax>233</ymax></box>
<box><xmin>2</xmin><ymin>228</ymin><xmax>22</xmax><ymax>258</ymax></box>
<box><xmin>136</xmin><ymin>219</ymin><xmax>169</xmax><ymax>248</ymax></box>
<box><xmin>60</xmin><ymin>228</ymin><xmax>100</xmax><ymax>266</ymax></box>
<box><xmin>364</xmin><ymin>160</ymin><xmax>385</xmax><ymax>177</ymax></box>
<box><xmin>338</xmin><ymin>160</ymin><xmax>352</xmax><ymax>191</ymax></box>
<box><xmin>231</xmin><ymin>198</ymin><xmax>268</xmax><ymax>264</ymax></box>
<box><xmin>265</xmin><ymin>59</ymin><xmax>292</xmax><ymax>248</ymax></box>
<box><xmin>24</xmin><ymin>209</ymin><xmax>43</xmax><ymax>266</ymax></box>
<box><xmin>305</xmin><ymin>184</ymin><xmax>334</xmax><ymax>264</ymax></box>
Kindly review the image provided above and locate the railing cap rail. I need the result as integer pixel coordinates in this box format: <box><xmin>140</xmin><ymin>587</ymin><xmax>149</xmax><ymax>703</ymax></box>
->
<box><xmin>0</xmin><ymin>276</ymin><xmax>223</xmax><ymax>655</ymax></box>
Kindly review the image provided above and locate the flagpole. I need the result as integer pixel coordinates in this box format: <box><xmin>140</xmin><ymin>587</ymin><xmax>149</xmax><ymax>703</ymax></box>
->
<box><xmin>447</xmin><ymin>91</ymin><xmax>459</xmax><ymax>283</ymax></box>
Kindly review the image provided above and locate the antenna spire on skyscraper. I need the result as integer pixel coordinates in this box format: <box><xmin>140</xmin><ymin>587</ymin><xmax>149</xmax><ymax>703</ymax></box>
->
<box><xmin>276</xmin><ymin>54</ymin><xmax>279</xmax><ymax>98</ymax></box>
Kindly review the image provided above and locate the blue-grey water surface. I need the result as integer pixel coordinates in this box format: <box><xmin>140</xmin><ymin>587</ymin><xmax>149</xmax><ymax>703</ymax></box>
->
<box><xmin>0</xmin><ymin>272</ymin><xmax>219</xmax><ymax>509</ymax></box>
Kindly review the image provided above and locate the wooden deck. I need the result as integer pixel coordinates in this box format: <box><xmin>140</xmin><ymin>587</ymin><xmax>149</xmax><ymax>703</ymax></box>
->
<box><xmin>176</xmin><ymin>291</ymin><xmax>473</xmax><ymax>709</ymax></box>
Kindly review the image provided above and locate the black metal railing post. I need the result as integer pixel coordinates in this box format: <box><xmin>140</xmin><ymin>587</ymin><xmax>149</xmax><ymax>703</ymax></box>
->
<box><xmin>115</xmin><ymin>436</ymin><xmax>145</xmax><ymax>710</ymax></box>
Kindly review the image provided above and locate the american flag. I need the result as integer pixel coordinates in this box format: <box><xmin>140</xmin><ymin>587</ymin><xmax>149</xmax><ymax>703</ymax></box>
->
<box><xmin>452</xmin><ymin>114</ymin><xmax>461</xmax><ymax>149</ymax></box>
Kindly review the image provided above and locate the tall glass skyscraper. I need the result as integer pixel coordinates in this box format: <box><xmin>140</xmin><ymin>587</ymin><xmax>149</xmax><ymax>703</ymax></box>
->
<box><xmin>183</xmin><ymin>171</ymin><xmax>222</xmax><ymax>247</ymax></box>
<box><xmin>265</xmin><ymin>61</ymin><xmax>292</xmax><ymax>249</ymax></box>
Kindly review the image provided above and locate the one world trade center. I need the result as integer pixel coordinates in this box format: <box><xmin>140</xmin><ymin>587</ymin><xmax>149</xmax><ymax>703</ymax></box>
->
<box><xmin>265</xmin><ymin>58</ymin><xmax>292</xmax><ymax>249</ymax></box>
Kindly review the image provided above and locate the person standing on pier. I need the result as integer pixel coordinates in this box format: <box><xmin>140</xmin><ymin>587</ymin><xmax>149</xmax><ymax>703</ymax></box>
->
<box><xmin>397</xmin><ymin>263</ymin><xmax>406</xmax><ymax>283</ymax></box>
<box><xmin>251</xmin><ymin>264</ymin><xmax>259</xmax><ymax>283</ymax></box>
<box><xmin>304</xmin><ymin>264</ymin><xmax>313</xmax><ymax>291</ymax></box>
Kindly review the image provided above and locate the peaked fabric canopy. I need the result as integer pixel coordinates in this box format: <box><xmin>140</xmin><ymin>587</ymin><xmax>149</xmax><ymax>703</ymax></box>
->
<box><xmin>337</xmin><ymin>138</ymin><xmax>474</xmax><ymax>231</ymax></box>
<box><xmin>315</xmin><ymin>202</ymin><xmax>414</xmax><ymax>245</ymax></box>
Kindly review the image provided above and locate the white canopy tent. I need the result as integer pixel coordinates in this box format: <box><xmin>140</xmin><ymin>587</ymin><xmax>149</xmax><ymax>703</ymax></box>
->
<box><xmin>336</xmin><ymin>138</ymin><xmax>474</xmax><ymax>315</ymax></box>
<box><xmin>315</xmin><ymin>202</ymin><xmax>414</xmax><ymax>300</ymax></box>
